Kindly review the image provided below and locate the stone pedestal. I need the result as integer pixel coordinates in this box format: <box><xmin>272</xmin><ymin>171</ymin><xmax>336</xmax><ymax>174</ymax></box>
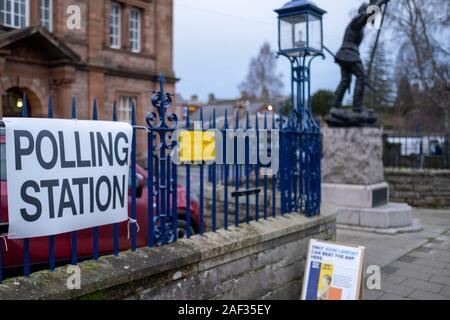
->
<box><xmin>322</xmin><ymin>127</ymin><xmax>385</xmax><ymax>185</ymax></box>
<box><xmin>322</xmin><ymin>182</ymin><xmax>389</xmax><ymax>208</ymax></box>
<box><xmin>322</xmin><ymin>127</ymin><xmax>419</xmax><ymax>234</ymax></box>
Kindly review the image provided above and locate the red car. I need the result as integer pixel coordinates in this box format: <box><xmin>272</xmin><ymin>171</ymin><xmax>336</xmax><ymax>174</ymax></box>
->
<box><xmin>0</xmin><ymin>134</ymin><xmax>200</xmax><ymax>269</ymax></box>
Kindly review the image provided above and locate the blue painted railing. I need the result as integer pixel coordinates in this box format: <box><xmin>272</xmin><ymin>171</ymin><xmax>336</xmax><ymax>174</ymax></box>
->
<box><xmin>0</xmin><ymin>73</ymin><xmax>321</xmax><ymax>283</ymax></box>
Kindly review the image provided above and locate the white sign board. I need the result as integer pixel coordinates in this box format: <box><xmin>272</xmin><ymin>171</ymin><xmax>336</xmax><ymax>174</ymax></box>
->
<box><xmin>301</xmin><ymin>239</ymin><xmax>365</xmax><ymax>300</ymax></box>
<box><xmin>4</xmin><ymin>118</ymin><xmax>133</xmax><ymax>239</ymax></box>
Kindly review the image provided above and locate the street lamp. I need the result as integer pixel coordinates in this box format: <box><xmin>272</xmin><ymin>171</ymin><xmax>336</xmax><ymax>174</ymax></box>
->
<box><xmin>275</xmin><ymin>0</ymin><xmax>326</xmax><ymax>129</ymax></box>
<box><xmin>276</xmin><ymin>0</ymin><xmax>326</xmax><ymax>57</ymax></box>
<box><xmin>274</xmin><ymin>0</ymin><xmax>326</xmax><ymax>216</ymax></box>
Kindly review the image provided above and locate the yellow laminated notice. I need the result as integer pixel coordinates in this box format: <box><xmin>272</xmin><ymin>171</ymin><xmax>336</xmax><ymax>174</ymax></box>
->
<box><xmin>179</xmin><ymin>130</ymin><xmax>216</xmax><ymax>162</ymax></box>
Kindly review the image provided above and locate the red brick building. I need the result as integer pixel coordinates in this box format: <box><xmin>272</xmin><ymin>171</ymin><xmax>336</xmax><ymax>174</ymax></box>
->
<box><xmin>0</xmin><ymin>0</ymin><xmax>175</xmax><ymax>125</ymax></box>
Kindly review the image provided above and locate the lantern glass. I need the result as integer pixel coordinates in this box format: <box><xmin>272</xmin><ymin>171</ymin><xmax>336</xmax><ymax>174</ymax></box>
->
<box><xmin>279</xmin><ymin>14</ymin><xmax>308</xmax><ymax>56</ymax></box>
<box><xmin>308</xmin><ymin>14</ymin><xmax>322</xmax><ymax>52</ymax></box>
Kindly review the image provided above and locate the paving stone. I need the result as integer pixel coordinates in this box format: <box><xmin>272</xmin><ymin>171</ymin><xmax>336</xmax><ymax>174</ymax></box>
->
<box><xmin>430</xmin><ymin>275</ymin><xmax>450</xmax><ymax>287</ymax></box>
<box><xmin>378</xmin><ymin>293</ymin><xmax>411</xmax><ymax>300</ymax></box>
<box><xmin>430</xmin><ymin>239</ymin><xmax>446</xmax><ymax>245</ymax></box>
<box><xmin>402</xmin><ymin>278</ymin><xmax>444</xmax><ymax>294</ymax></box>
<box><xmin>381</xmin><ymin>265</ymin><xmax>399</xmax><ymax>276</ymax></box>
<box><xmin>391</xmin><ymin>261</ymin><xmax>424</xmax><ymax>272</ymax></box>
<box><xmin>399</xmin><ymin>255</ymin><xmax>419</xmax><ymax>263</ymax></box>
<box><xmin>363</xmin><ymin>290</ymin><xmax>384</xmax><ymax>300</ymax></box>
<box><xmin>441</xmin><ymin>286</ymin><xmax>450</xmax><ymax>298</ymax></box>
<box><xmin>408</xmin><ymin>250</ymin><xmax>439</xmax><ymax>259</ymax></box>
<box><xmin>412</xmin><ymin>258</ymin><xmax>448</xmax><ymax>269</ymax></box>
<box><xmin>432</xmin><ymin>249</ymin><xmax>450</xmax><ymax>259</ymax></box>
<box><xmin>415</xmin><ymin>247</ymin><xmax>433</xmax><ymax>253</ymax></box>
<box><xmin>408</xmin><ymin>289</ymin><xmax>449</xmax><ymax>300</ymax></box>
<box><xmin>436</xmin><ymin>255</ymin><xmax>450</xmax><ymax>264</ymax></box>
<box><xmin>393</xmin><ymin>268</ymin><xmax>434</xmax><ymax>281</ymax></box>
<box><xmin>382</xmin><ymin>273</ymin><xmax>408</xmax><ymax>285</ymax></box>
<box><xmin>435</xmin><ymin>235</ymin><xmax>450</xmax><ymax>242</ymax></box>
<box><xmin>380</xmin><ymin>282</ymin><xmax>416</xmax><ymax>297</ymax></box>
<box><xmin>424</xmin><ymin>243</ymin><xmax>450</xmax><ymax>250</ymax></box>
<box><xmin>422</xmin><ymin>266</ymin><xmax>450</xmax><ymax>278</ymax></box>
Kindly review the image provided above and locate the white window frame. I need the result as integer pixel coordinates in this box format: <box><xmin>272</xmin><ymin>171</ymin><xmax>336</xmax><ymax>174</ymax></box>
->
<box><xmin>109</xmin><ymin>1</ymin><xmax>121</xmax><ymax>49</ymax></box>
<box><xmin>40</xmin><ymin>0</ymin><xmax>52</xmax><ymax>32</ymax></box>
<box><xmin>118</xmin><ymin>96</ymin><xmax>137</xmax><ymax>123</ymax></box>
<box><xmin>1</xmin><ymin>0</ymin><xmax>29</xmax><ymax>29</ymax></box>
<box><xmin>129</xmin><ymin>7</ymin><xmax>141</xmax><ymax>53</ymax></box>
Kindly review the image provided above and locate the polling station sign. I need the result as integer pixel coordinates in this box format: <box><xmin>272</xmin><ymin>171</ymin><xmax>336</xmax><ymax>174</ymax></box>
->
<box><xmin>3</xmin><ymin>118</ymin><xmax>133</xmax><ymax>239</ymax></box>
<box><xmin>301</xmin><ymin>239</ymin><xmax>365</xmax><ymax>300</ymax></box>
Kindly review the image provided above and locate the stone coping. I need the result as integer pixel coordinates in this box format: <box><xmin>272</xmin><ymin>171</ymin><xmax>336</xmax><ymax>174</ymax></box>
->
<box><xmin>0</xmin><ymin>214</ymin><xmax>335</xmax><ymax>300</ymax></box>
<box><xmin>385</xmin><ymin>168</ymin><xmax>450</xmax><ymax>175</ymax></box>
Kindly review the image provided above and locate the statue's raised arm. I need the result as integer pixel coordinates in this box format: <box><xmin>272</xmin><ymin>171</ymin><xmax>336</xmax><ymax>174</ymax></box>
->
<box><xmin>352</xmin><ymin>0</ymin><xmax>391</xmax><ymax>30</ymax></box>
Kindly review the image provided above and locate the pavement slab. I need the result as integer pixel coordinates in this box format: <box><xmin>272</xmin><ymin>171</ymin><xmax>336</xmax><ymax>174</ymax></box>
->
<box><xmin>333</xmin><ymin>208</ymin><xmax>450</xmax><ymax>300</ymax></box>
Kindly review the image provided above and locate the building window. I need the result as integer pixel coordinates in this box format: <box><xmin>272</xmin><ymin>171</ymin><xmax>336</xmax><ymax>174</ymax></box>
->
<box><xmin>40</xmin><ymin>0</ymin><xmax>52</xmax><ymax>31</ymax></box>
<box><xmin>129</xmin><ymin>8</ymin><xmax>141</xmax><ymax>53</ymax></box>
<box><xmin>118</xmin><ymin>96</ymin><xmax>137</xmax><ymax>123</ymax></box>
<box><xmin>109</xmin><ymin>1</ymin><xmax>121</xmax><ymax>49</ymax></box>
<box><xmin>1</xmin><ymin>0</ymin><xmax>29</xmax><ymax>29</ymax></box>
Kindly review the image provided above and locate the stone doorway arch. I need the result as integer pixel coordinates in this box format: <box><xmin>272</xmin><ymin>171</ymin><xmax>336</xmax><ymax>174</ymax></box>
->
<box><xmin>1</xmin><ymin>87</ymin><xmax>41</xmax><ymax>117</ymax></box>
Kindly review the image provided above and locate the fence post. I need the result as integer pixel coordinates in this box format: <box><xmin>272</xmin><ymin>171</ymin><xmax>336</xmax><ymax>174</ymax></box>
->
<box><xmin>147</xmin><ymin>110</ymin><xmax>155</xmax><ymax>247</ymax></box>
<box><xmin>199</xmin><ymin>108</ymin><xmax>205</xmax><ymax>235</ymax></box>
<box><xmin>211</xmin><ymin>109</ymin><xmax>217</xmax><ymax>232</ymax></box>
<box><xmin>48</xmin><ymin>97</ymin><xmax>56</xmax><ymax>271</ymax></box>
<box><xmin>92</xmin><ymin>98</ymin><xmax>99</xmax><ymax>261</ymax></box>
<box><xmin>131</xmin><ymin>102</ymin><xmax>137</xmax><ymax>251</ymax></box>
<box><xmin>255</xmin><ymin>114</ymin><xmax>260</xmax><ymax>222</ymax></box>
<box><xmin>263</xmin><ymin>113</ymin><xmax>268</xmax><ymax>220</ymax></box>
<box><xmin>279</xmin><ymin>112</ymin><xmax>286</xmax><ymax>215</ymax></box>
<box><xmin>224</xmin><ymin>110</ymin><xmax>229</xmax><ymax>230</ymax></box>
<box><xmin>272</xmin><ymin>114</ymin><xmax>277</xmax><ymax>218</ymax></box>
<box><xmin>185</xmin><ymin>110</ymin><xmax>191</xmax><ymax>239</ymax></box>
<box><xmin>245</xmin><ymin>111</ymin><xmax>250</xmax><ymax>224</ymax></box>
<box><xmin>234</xmin><ymin>112</ymin><xmax>240</xmax><ymax>227</ymax></box>
<box><xmin>22</xmin><ymin>93</ymin><xmax>30</xmax><ymax>277</ymax></box>
<box><xmin>112</xmin><ymin>102</ymin><xmax>120</xmax><ymax>255</ymax></box>
<box><xmin>71</xmin><ymin>97</ymin><xmax>78</xmax><ymax>265</ymax></box>
<box><xmin>171</xmin><ymin>145</ymin><xmax>177</xmax><ymax>243</ymax></box>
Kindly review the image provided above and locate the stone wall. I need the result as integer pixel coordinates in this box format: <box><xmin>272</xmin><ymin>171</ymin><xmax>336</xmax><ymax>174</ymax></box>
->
<box><xmin>385</xmin><ymin>169</ymin><xmax>450</xmax><ymax>208</ymax></box>
<box><xmin>0</xmin><ymin>214</ymin><xmax>336</xmax><ymax>300</ymax></box>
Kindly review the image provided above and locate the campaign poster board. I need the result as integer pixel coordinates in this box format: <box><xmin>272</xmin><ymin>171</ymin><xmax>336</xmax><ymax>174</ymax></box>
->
<box><xmin>301</xmin><ymin>239</ymin><xmax>366</xmax><ymax>300</ymax></box>
<box><xmin>3</xmin><ymin>118</ymin><xmax>133</xmax><ymax>239</ymax></box>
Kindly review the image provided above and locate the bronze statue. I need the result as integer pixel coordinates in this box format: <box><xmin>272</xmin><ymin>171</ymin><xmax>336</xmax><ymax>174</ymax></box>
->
<box><xmin>326</xmin><ymin>0</ymin><xmax>390</xmax><ymax>127</ymax></box>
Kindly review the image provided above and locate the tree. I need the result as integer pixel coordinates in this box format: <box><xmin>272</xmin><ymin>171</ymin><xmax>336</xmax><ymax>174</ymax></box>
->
<box><xmin>388</xmin><ymin>0</ymin><xmax>450</xmax><ymax>131</ymax></box>
<box><xmin>279</xmin><ymin>90</ymin><xmax>333</xmax><ymax>118</ymax></box>
<box><xmin>239</xmin><ymin>42</ymin><xmax>284</xmax><ymax>104</ymax></box>
<box><xmin>280</xmin><ymin>98</ymin><xmax>291</xmax><ymax>117</ymax></box>
<box><xmin>311</xmin><ymin>90</ymin><xmax>334</xmax><ymax>117</ymax></box>
<box><xmin>364</xmin><ymin>39</ymin><xmax>395</xmax><ymax>110</ymax></box>
<box><xmin>394</xmin><ymin>76</ymin><xmax>418</xmax><ymax>116</ymax></box>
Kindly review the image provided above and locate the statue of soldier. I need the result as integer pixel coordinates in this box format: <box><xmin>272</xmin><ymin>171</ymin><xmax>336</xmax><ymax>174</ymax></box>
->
<box><xmin>326</xmin><ymin>0</ymin><xmax>391</xmax><ymax>127</ymax></box>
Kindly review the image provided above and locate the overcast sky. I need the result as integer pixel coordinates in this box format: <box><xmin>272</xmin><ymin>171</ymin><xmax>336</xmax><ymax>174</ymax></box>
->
<box><xmin>174</xmin><ymin>0</ymin><xmax>377</xmax><ymax>101</ymax></box>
